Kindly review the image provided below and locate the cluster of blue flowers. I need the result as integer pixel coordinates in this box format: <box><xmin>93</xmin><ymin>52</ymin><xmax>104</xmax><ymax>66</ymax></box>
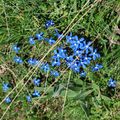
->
<box><xmin>2</xmin><ymin>78</ymin><xmax>41</xmax><ymax>103</ymax></box>
<box><xmin>26</xmin><ymin>78</ymin><xmax>41</xmax><ymax>102</ymax></box>
<box><xmin>2</xmin><ymin>82</ymin><xmax>11</xmax><ymax>103</ymax></box>
<box><xmin>12</xmin><ymin>20</ymin><xmax>103</xmax><ymax>76</ymax></box>
<box><xmin>3</xmin><ymin>20</ymin><xmax>116</xmax><ymax>103</ymax></box>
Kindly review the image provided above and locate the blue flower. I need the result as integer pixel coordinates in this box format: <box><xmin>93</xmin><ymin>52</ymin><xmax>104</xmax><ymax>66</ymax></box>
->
<box><xmin>28</xmin><ymin>58</ymin><xmax>39</xmax><ymax>66</ymax></box>
<box><xmin>71</xmin><ymin>66</ymin><xmax>80</xmax><ymax>73</ymax></box>
<box><xmin>70</xmin><ymin>40</ymin><xmax>79</xmax><ymax>51</ymax></box>
<box><xmin>70</xmin><ymin>61</ymin><xmax>80</xmax><ymax>73</ymax></box>
<box><xmin>51</xmin><ymin>58</ymin><xmax>61</xmax><ymax>67</ymax></box>
<box><xmin>40</xmin><ymin>63</ymin><xmax>50</xmax><ymax>73</ymax></box>
<box><xmin>81</xmin><ymin>41</ymin><xmax>93</xmax><ymax>54</ymax></box>
<box><xmin>2</xmin><ymin>83</ymin><xmax>9</xmax><ymax>92</ymax></box>
<box><xmin>79</xmin><ymin>37</ymin><xmax>85</xmax><ymax>42</ymax></box>
<box><xmin>45</xmin><ymin>20</ymin><xmax>54</xmax><ymax>28</ymax></box>
<box><xmin>89</xmin><ymin>48</ymin><xmax>100</xmax><ymax>60</ymax></box>
<box><xmin>69</xmin><ymin>37</ymin><xmax>85</xmax><ymax>52</ymax></box>
<box><xmin>51</xmin><ymin>70</ymin><xmax>59</xmax><ymax>77</ymax></box>
<box><xmin>33</xmin><ymin>78</ymin><xmax>41</xmax><ymax>86</ymax></box>
<box><xmin>14</xmin><ymin>56</ymin><xmax>23</xmax><ymax>64</ymax></box>
<box><xmin>52</xmin><ymin>50</ymin><xmax>61</xmax><ymax>59</ymax></box>
<box><xmin>29</xmin><ymin>37</ymin><xmax>35</xmax><ymax>45</ymax></box>
<box><xmin>52</xmin><ymin>47</ymin><xmax>66</xmax><ymax>60</ymax></box>
<box><xmin>65</xmin><ymin>55</ymin><xmax>74</xmax><ymax>62</ymax></box>
<box><xmin>35</xmin><ymin>32</ymin><xmax>44</xmax><ymax>40</ymax></box>
<box><xmin>80</xmin><ymin>71</ymin><xmax>86</xmax><ymax>77</ymax></box>
<box><xmin>66</xmin><ymin>32</ymin><xmax>74</xmax><ymax>43</ymax></box>
<box><xmin>12</xmin><ymin>44</ymin><xmax>20</xmax><ymax>53</ymax></box>
<box><xmin>58</xmin><ymin>47</ymin><xmax>67</xmax><ymax>58</ymax></box>
<box><xmin>32</xmin><ymin>90</ymin><xmax>40</xmax><ymax>97</ymax></box>
<box><xmin>26</xmin><ymin>95</ymin><xmax>32</xmax><ymax>102</ymax></box>
<box><xmin>92</xmin><ymin>64</ymin><xmax>103</xmax><ymax>72</ymax></box>
<box><xmin>80</xmin><ymin>60</ymin><xmax>87</xmax><ymax>68</ymax></box>
<box><xmin>54</xmin><ymin>29</ymin><xmax>64</xmax><ymax>39</ymax></box>
<box><xmin>108</xmin><ymin>78</ymin><xmax>116</xmax><ymax>88</ymax></box>
<box><xmin>45</xmin><ymin>37</ymin><xmax>56</xmax><ymax>45</ymax></box>
<box><xmin>73</xmin><ymin>35</ymin><xmax>83</xmax><ymax>45</ymax></box>
<box><xmin>66</xmin><ymin>61</ymin><xmax>73</xmax><ymax>68</ymax></box>
<box><xmin>73</xmin><ymin>49</ymin><xmax>82</xmax><ymax>57</ymax></box>
<box><xmin>5</xmin><ymin>97</ymin><xmax>11</xmax><ymax>103</ymax></box>
<box><xmin>83</xmin><ymin>56</ymin><xmax>92</xmax><ymax>65</ymax></box>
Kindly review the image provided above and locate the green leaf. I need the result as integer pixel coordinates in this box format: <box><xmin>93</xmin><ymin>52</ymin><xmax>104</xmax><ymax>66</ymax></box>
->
<box><xmin>74</xmin><ymin>90</ymin><xmax>93</xmax><ymax>100</ymax></box>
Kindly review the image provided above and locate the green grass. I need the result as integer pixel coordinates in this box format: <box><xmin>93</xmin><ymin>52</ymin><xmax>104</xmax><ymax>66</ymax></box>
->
<box><xmin>0</xmin><ymin>0</ymin><xmax>120</xmax><ymax>120</ymax></box>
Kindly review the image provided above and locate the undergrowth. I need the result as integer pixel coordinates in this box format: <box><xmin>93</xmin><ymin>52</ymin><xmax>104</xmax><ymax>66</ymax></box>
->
<box><xmin>0</xmin><ymin>0</ymin><xmax>120</xmax><ymax>120</ymax></box>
